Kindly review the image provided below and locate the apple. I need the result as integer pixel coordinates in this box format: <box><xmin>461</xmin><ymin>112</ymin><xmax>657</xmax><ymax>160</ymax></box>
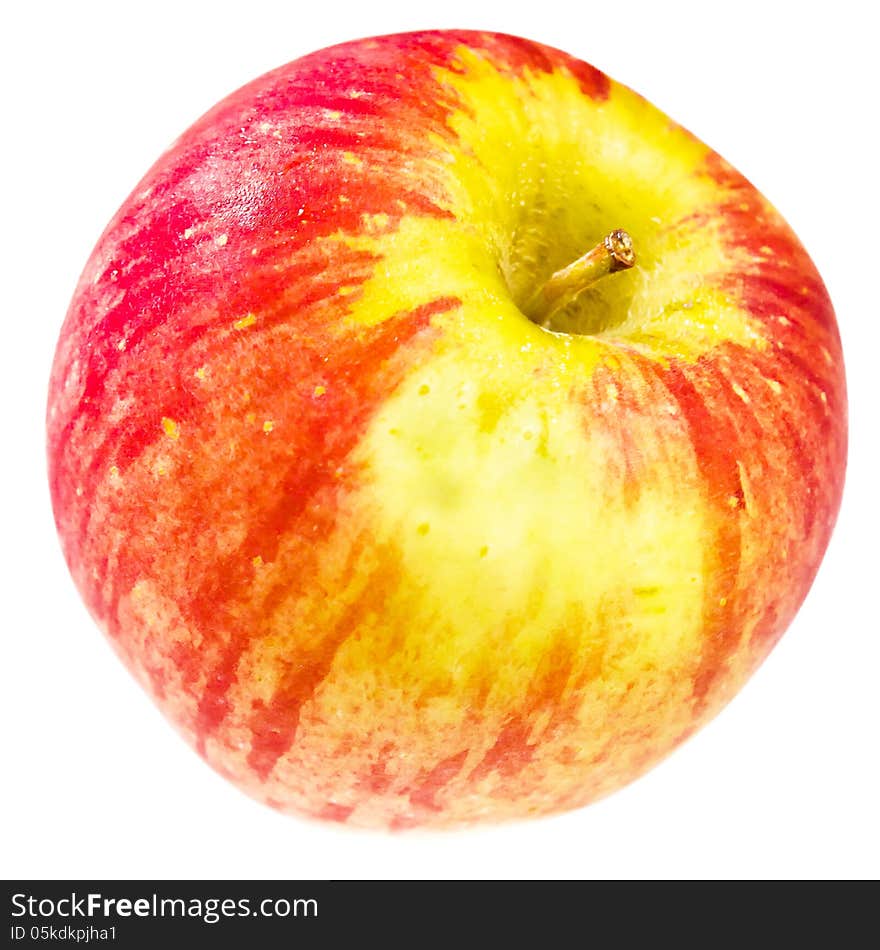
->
<box><xmin>47</xmin><ymin>30</ymin><xmax>846</xmax><ymax>828</ymax></box>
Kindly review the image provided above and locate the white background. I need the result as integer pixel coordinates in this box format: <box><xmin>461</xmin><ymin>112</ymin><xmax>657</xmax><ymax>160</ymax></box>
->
<box><xmin>3</xmin><ymin>0</ymin><xmax>878</xmax><ymax>880</ymax></box>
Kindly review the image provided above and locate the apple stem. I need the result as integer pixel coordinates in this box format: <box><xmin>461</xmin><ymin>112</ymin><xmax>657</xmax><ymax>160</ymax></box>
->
<box><xmin>524</xmin><ymin>229</ymin><xmax>636</xmax><ymax>329</ymax></box>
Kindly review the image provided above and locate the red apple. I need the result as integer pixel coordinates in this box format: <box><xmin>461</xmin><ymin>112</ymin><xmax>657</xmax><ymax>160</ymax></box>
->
<box><xmin>47</xmin><ymin>30</ymin><xmax>846</xmax><ymax>828</ymax></box>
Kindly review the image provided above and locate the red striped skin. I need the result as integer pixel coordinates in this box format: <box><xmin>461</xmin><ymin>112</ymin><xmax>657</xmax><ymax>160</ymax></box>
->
<box><xmin>48</xmin><ymin>31</ymin><xmax>846</xmax><ymax>828</ymax></box>
<box><xmin>686</xmin><ymin>154</ymin><xmax>845</xmax><ymax>695</ymax></box>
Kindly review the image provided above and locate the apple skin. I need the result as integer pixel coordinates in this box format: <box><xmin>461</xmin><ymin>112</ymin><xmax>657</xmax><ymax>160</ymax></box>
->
<box><xmin>48</xmin><ymin>30</ymin><xmax>846</xmax><ymax>828</ymax></box>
